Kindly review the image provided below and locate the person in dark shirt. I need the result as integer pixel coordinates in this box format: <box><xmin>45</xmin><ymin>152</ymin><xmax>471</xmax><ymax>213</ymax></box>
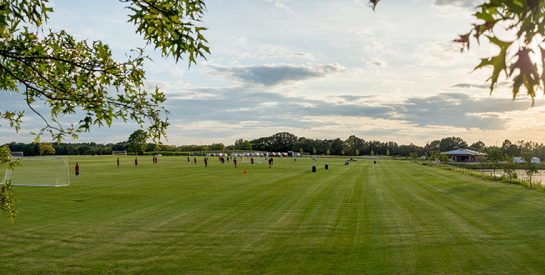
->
<box><xmin>75</xmin><ymin>162</ymin><xmax>80</xmax><ymax>177</ymax></box>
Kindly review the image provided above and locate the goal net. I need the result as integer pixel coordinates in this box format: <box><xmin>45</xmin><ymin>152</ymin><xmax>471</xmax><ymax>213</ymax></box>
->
<box><xmin>10</xmin><ymin>151</ymin><xmax>24</xmax><ymax>159</ymax></box>
<box><xmin>3</xmin><ymin>156</ymin><xmax>70</xmax><ymax>187</ymax></box>
<box><xmin>112</xmin><ymin>150</ymin><xmax>127</xmax><ymax>156</ymax></box>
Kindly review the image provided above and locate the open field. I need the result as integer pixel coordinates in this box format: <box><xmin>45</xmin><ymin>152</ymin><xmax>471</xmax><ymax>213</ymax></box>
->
<box><xmin>2</xmin><ymin>156</ymin><xmax>545</xmax><ymax>273</ymax></box>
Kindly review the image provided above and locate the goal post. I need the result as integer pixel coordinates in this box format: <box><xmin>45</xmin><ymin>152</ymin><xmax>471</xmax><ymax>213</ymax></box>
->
<box><xmin>112</xmin><ymin>150</ymin><xmax>127</xmax><ymax>156</ymax></box>
<box><xmin>9</xmin><ymin>151</ymin><xmax>24</xmax><ymax>159</ymax></box>
<box><xmin>3</xmin><ymin>156</ymin><xmax>70</xmax><ymax>187</ymax></box>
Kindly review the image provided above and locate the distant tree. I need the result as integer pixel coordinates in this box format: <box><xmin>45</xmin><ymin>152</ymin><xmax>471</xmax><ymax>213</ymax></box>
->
<box><xmin>427</xmin><ymin>140</ymin><xmax>441</xmax><ymax>152</ymax></box>
<box><xmin>210</xmin><ymin>143</ymin><xmax>225</xmax><ymax>151</ymax></box>
<box><xmin>299</xmin><ymin>147</ymin><xmax>303</xmax><ymax>155</ymax></box>
<box><xmin>486</xmin><ymin>146</ymin><xmax>504</xmax><ymax>179</ymax></box>
<box><xmin>39</xmin><ymin>143</ymin><xmax>55</xmax><ymax>156</ymax></box>
<box><xmin>370</xmin><ymin>150</ymin><xmax>374</xmax><ymax>156</ymax></box>
<box><xmin>469</xmin><ymin>141</ymin><xmax>486</xmax><ymax>152</ymax></box>
<box><xmin>127</xmin><ymin>130</ymin><xmax>148</xmax><ymax>155</ymax></box>
<box><xmin>438</xmin><ymin>153</ymin><xmax>449</xmax><ymax>164</ymax></box>
<box><xmin>330</xmin><ymin>138</ymin><xmax>345</xmax><ymax>155</ymax></box>
<box><xmin>502</xmin><ymin>156</ymin><xmax>516</xmax><ymax>184</ymax></box>
<box><xmin>270</xmin><ymin>132</ymin><xmax>297</xmax><ymax>151</ymax></box>
<box><xmin>501</xmin><ymin>139</ymin><xmax>520</xmax><ymax>157</ymax></box>
<box><xmin>355</xmin><ymin>149</ymin><xmax>359</xmax><ymax>156</ymax></box>
<box><xmin>146</xmin><ymin>143</ymin><xmax>160</xmax><ymax>152</ymax></box>
<box><xmin>344</xmin><ymin>135</ymin><xmax>364</xmax><ymax>156</ymax></box>
<box><xmin>386</xmin><ymin>148</ymin><xmax>390</xmax><ymax>156</ymax></box>
<box><xmin>312</xmin><ymin>147</ymin><xmax>317</xmax><ymax>155</ymax></box>
<box><xmin>522</xmin><ymin>149</ymin><xmax>538</xmax><ymax>188</ymax></box>
<box><xmin>525</xmin><ymin>165</ymin><xmax>538</xmax><ymax>188</ymax></box>
<box><xmin>409</xmin><ymin>152</ymin><xmax>418</xmax><ymax>162</ymax></box>
<box><xmin>326</xmin><ymin>148</ymin><xmax>331</xmax><ymax>155</ymax></box>
<box><xmin>234</xmin><ymin>139</ymin><xmax>252</xmax><ymax>150</ymax></box>
<box><xmin>439</xmin><ymin>137</ymin><xmax>467</xmax><ymax>152</ymax></box>
<box><xmin>430</xmin><ymin>151</ymin><xmax>440</xmax><ymax>162</ymax></box>
<box><xmin>521</xmin><ymin>149</ymin><xmax>533</xmax><ymax>165</ymax></box>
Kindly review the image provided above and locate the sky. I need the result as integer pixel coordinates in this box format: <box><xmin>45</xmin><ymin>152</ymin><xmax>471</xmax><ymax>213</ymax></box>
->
<box><xmin>2</xmin><ymin>0</ymin><xmax>545</xmax><ymax>146</ymax></box>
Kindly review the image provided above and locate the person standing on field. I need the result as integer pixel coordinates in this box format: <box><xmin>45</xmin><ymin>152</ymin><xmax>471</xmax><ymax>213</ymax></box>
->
<box><xmin>75</xmin><ymin>162</ymin><xmax>80</xmax><ymax>178</ymax></box>
<box><xmin>135</xmin><ymin>157</ymin><xmax>138</xmax><ymax>167</ymax></box>
<box><xmin>187</xmin><ymin>156</ymin><xmax>190</xmax><ymax>163</ymax></box>
<box><xmin>117</xmin><ymin>157</ymin><xmax>120</xmax><ymax>167</ymax></box>
<box><xmin>233</xmin><ymin>157</ymin><xmax>237</xmax><ymax>168</ymax></box>
<box><xmin>204</xmin><ymin>156</ymin><xmax>208</xmax><ymax>167</ymax></box>
<box><xmin>194</xmin><ymin>157</ymin><xmax>197</xmax><ymax>164</ymax></box>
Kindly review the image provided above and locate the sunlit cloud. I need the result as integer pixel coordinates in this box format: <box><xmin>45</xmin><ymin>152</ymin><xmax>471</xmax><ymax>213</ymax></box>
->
<box><xmin>433</xmin><ymin>0</ymin><xmax>481</xmax><ymax>8</ymax></box>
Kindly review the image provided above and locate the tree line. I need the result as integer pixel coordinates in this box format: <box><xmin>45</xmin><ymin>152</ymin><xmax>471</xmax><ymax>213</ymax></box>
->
<box><xmin>5</xmin><ymin>132</ymin><xmax>545</xmax><ymax>160</ymax></box>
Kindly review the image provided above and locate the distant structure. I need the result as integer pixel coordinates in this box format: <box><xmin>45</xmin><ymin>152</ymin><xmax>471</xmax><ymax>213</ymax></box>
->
<box><xmin>440</xmin><ymin>149</ymin><xmax>486</xmax><ymax>162</ymax></box>
<box><xmin>513</xmin><ymin>156</ymin><xmax>541</xmax><ymax>164</ymax></box>
<box><xmin>513</xmin><ymin>157</ymin><xmax>525</xmax><ymax>163</ymax></box>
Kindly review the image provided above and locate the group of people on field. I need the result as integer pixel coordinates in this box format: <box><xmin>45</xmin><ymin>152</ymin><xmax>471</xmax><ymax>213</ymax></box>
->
<box><xmin>74</xmin><ymin>154</ymin><xmax>283</xmax><ymax>177</ymax></box>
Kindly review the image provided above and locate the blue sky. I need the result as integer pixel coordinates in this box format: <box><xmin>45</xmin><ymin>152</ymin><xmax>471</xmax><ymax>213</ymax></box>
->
<box><xmin>2</xmin><ymin>0</ymin><xmax>545</xmax><ymax>146</ymax></box>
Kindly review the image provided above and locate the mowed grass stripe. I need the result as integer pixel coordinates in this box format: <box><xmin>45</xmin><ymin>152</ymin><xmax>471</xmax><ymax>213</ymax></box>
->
<box><xmin>2</xmin><ymin>157</ymin><xmax>545</xmax><ymax>273</ymax></box>
<box><xmin>378</xmin><ymin>161</ymin><xmax>545</xmax><ymax>273</ymax></box>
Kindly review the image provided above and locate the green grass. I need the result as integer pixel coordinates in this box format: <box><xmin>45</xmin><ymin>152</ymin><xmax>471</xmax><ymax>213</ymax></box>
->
<box><xmin>2</xmin><ymin>156</ymin><xmax>545</xmax><ymax>273</ymax></box>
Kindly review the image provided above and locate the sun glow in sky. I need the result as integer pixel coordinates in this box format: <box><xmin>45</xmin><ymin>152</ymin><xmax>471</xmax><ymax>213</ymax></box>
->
<box><xmin>2</xmin><ymin>0</ymin><xmax>545</xmax><ymax>146</ymax></box>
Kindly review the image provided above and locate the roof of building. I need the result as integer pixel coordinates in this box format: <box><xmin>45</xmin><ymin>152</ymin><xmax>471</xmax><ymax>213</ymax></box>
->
<box><xmin>440</xmin><ymin>149</ymin><xmax>487</xmax><ymax>156</ymax></box>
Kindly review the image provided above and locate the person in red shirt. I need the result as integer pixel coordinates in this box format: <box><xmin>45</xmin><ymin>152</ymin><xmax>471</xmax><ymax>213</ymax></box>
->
<box><xmin>75</xmin><ymin>162</ymin><xmax>80</xmax><ymax>178</ymax></box>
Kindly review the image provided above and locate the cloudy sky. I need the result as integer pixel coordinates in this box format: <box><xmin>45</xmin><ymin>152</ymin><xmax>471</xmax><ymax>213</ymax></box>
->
<box><xmin>2</xmin><ymin>0</ymin><xmax>545</xmax><ymax>146</ymax></box>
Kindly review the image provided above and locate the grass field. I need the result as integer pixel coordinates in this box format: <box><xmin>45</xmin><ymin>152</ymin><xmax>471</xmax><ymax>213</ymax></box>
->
<box><xmin>2</xmin><ymin>156</ymin><xmax>545</xmax><ymax>273</ymax></box>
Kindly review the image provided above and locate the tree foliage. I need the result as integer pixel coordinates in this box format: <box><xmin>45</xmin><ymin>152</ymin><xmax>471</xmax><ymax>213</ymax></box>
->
<box><xmin>127</xmin><ymin>129</ymin><xmax>148</xmax><ymax>154</ymax></box>
<box><xmin>38</xmin><ymin>142</ymin><xmax>55</xmax><ymax>155</ymax></box>
<box><xmin>439</xmin><ymin>137</ymin><xmax>468</xmax><ymax>152</ymax></box>
<box><xmin>0</xmin><ymin>0</ymin><xmax>209</xmax><ymax>143</ymax></box>
<box><xmin>469</xmin><ymin>141</ymin><xmax>486</xmax><ymax>152</ymax></box>
<box><xmin>0</xmin><ymin>146</ymin><xmax>18</xmax><ymax>222</ymax></box>
<box><xmin>233</xmin><ymin>139</ymin><xmax>252</xmax><ymax>150</ymax></box>
<box><xmin>453</xmin><ymin>0</ymin><xmax>545</xmax><ymax>102</ymax></box>
<box><xmin>371</xmin><ymin>0</ymin><xmax>545</xmax><ymax>102</ymax></box>
<box><xmin>503</xmin><ymin>156</ymin><xmax>516</xmax><ymax>183</ymax></box>
<box><xmin>486</xmin><ymin>146</ymin><xmax>504</xmax><ymax>177</ymax></box>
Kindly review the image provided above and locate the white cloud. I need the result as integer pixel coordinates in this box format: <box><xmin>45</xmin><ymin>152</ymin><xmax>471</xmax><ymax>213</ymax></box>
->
<box><xmin>416</xmin><ymin>41</ymin><xmax>464</xmax><ymax>67</ymax></box>
<box><xmin>237</xmin><ymin>36</ymin><xmax>248</xmax><ymax>44</ymax></box>
<box><xmin>239</xmin><ymin>48</ymin><xmax>315</xmax><ymax>61</ymax></box>
<box><xmin>433</xmin><ymin>0</ymin><xmax>481</xmax><ymax>8</ymax></box>
<box><xmin>268</xmin><ymin>0</ymin><xmax>292</xmax><ymax>11</ymax></box>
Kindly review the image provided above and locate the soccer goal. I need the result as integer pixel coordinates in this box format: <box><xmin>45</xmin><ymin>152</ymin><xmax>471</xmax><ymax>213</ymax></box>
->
<box><xmin>3</xmin><ymin>156</ymin><xmax>70</xmax><ymax>187</ymax></box>
<box><xmin>112</xmin><ymin>150</ymin><xmax>127</xmax><ymax>156</ymax></box>
<box><xmin>9</xmin><ymin>151</ymin><xmax>24</xmax><ymax>159</ymax></box>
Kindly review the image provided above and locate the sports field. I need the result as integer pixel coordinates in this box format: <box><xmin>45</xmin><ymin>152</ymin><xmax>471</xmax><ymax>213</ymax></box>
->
<box><xmin>2</xmin><ymin>156</ymin><xmax>545</xmax><ymax>273</ymax></box>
